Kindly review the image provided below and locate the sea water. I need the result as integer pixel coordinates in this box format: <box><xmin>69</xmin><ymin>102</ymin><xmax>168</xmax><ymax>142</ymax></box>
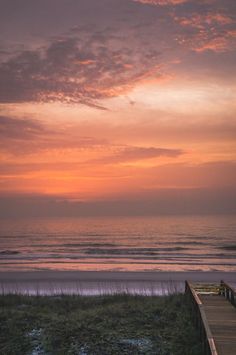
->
<box><xmin>1</xmin><ymin>215</ymin><xmax>236</xmax><ymax>273</ymax></box>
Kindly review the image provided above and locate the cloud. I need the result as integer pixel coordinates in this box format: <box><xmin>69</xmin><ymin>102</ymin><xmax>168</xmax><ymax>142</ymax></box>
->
<box><xmin>133</xmin><ymin>0</ymin><xmax>188</xmax><ymax>6</ymax></box>
<box><xmin>192</xmin><ymin>32</ymin><xmax>235</xmax><ymax>53</ymax></box>
<box><xmin>0</xmin><ymin>115</ymin><xmax>50</xmax><ymax>153</ymax></box>
<box><xmin>193</xmin><ymin>37</ymin><xmax>229</xmax><ymax>53</ymax></box>
<box><xmin>0</xmin><ymin>145</ymin><xmax>182</xmax><ymax>178</ymax></box>
<box><xmin>0</xmin><ymin>116</ymin><xmax>48</xmax><ymax>155</ymax></box>
<box><xmin>0</xmin><ymin>187</ymin><xmax>236</xmax><ymax>217</ymax></box>
<box><xmin>176</xmin><ymin>13</ymin><xmax>233</xmax><ymax>28</ymax></box>
<box><xmin>0</xmin><ymin>0</ymin><xmax>234</xmax><ymax>111</ymax></box>
<box><xmin>0</xmin><ymin>115</ymin><xmax>183</xmax><ymax>162</ymax></box>
<box><xmin>0</xmin><ymin>115</ymin><xmax>107</xmax><ymax>155</ymax></box>
<box><xmin>118</xmin><ymin>146</ymin><xmax>182</xmax><ymax>160</ymax></box>
<box><xmin>147</xmin><ymin>161</ymin><xmax>236</xmax><ymax>188</ymax></box>
<box><xmin>132</xmin><ymin>0</ymin><xmax>236</xmax><ymax>56</ymax></box>
<box><xmin>0</xmin><ymin>31</ymin><xmax>161</xmax><ymax>108</ymax></box>
<box><xmin>174</xmin><ymin>11</ymin><xmax>236</xmax><ymax>53</ymax></box>
<box><xmin>91</xmin><ymin>146</ymin><xmax>183</xmax><ymax>164</ymax></box>
<box><xmin>0</xmin><ymin>115</ymin><xmax>45</xmax><ymax>139</ymax></box>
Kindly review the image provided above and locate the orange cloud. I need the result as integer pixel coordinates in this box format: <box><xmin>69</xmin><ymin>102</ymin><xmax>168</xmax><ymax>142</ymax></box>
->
<box><xmin>1</xmin><ymin>159</ymin><xmax>236</xmax><ymax>199</ymax></box>
<box><xmin>0</xmin><ymin>111</ymin><xmax>235</xmax><ymax>199</ymax></box>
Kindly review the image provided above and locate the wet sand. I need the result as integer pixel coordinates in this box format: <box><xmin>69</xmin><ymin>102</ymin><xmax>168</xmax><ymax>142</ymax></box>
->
<box><xmin>1</xmin><ymin>270</ymin><xmax>236</xmax><ymax>282</ymax></box>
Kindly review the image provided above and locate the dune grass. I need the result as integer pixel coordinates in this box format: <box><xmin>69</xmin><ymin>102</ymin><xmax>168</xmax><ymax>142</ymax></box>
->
<box><xmin>0</xmin><ymin>293</ymin><xmax>202</xmax><ymax>355</ymax></box>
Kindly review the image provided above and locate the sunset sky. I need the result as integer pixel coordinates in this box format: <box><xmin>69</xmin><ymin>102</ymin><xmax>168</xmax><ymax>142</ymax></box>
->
<box><xmin>0</xmin><ymin>0</ymin><xmax>236</xmax><ymax>216</ymax></box>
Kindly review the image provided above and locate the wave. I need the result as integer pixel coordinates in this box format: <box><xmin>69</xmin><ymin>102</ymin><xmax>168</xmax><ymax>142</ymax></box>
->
<box><xmin>219</xmin><ymin>245</ymin><xmax>236</xmax><ymax>250</ymax></box>
<box><xmin>83</xmin><ymin>247</ymin><xmax>188</xmax><ymax>255</ymax></box>
<box><xmin>0</xmin><ymin>250</ymin><xmax>20</xmax><ymax>255</ymax></box>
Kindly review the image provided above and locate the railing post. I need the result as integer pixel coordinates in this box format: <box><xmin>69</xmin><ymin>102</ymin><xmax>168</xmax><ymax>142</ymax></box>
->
<box><xmin>219</xmin><ymin>280</ymin><xmax>223</xmax><ymax>296</ymax></box>
<box><xmin>220</xmin><ymin>280</ymin><xmax>236</xmax><ymax>307</ymax></box>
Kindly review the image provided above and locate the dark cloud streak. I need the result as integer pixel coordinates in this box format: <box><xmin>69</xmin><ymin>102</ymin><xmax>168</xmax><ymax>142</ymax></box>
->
<box><xmin>0</xmin><ymin>188</ymin><xmax>235</xmax><ymax>217</ymax></box>
<box><xmin>0</xmin><ymin>115</ymin><xmax>107</xmax><ymax>155</ymax></box>
<box><xmin>91</xmin><ymin>146</ymin><xmax>183</xmax><ymax>164</ymax></box>
<box><xmin>0</xmin><ymin>115</ymin><xmax>45</xmax><ymax>139</ymax></box>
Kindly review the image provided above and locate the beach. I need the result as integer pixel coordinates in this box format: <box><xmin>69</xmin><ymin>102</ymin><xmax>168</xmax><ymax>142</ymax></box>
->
<box><xmin>1</xmin><ymin>270</ymin><xmax>235</xmax><ymax>295</ymax></box>
<box><xmin>1</xmin><ymin>216</ymin><xmax>236</xmax><ymax>295</ymax></box>
<box><xmin>2</xmin><ymin>270</ymin><xmax>236</xmax><ymax>282</ymax></box>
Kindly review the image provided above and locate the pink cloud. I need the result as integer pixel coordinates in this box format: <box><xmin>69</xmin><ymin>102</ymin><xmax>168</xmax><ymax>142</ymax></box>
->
<box><xmin>133</xmin><ymin>0</ymin><xmax>188</xmax><ymax>5</ymax></box>
<box><xmin>174</xmin><ymin>11</ymin><xmax>235</xmax><ymax>53</ymax></box>
<box><xmin>194</xmin><ymin>37</ymin><xmax>229</xmax><ymax>53</ymax></box>
<box><xmin>175</xmin><ymin>13</ymin><xmax>233</xmax><ymax>29</ymax></box>
<box><xmin>193</xmin><ymin>28</ymin><xmax>236</xmax><ymax>53</ymax></box>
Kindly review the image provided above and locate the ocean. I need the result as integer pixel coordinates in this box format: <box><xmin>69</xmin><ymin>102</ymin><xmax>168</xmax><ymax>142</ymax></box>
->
<box><xmin>0</xmin><ymin>215</ymin><xmax>236</xmax><ymax>273</ymax></box>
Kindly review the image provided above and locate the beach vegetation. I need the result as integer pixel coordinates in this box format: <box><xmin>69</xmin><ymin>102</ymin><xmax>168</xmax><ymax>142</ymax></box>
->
<box><xmin>0</xmin><ymin>293</ymin><xmax>202</xmax><ymax>354</ymax></box>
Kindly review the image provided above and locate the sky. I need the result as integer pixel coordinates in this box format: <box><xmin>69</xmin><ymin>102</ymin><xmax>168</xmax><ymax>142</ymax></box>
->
<box><xmin>0</xmin><ymin>0</ymin><xmax>236</xmax><ymax>216</ymax></box>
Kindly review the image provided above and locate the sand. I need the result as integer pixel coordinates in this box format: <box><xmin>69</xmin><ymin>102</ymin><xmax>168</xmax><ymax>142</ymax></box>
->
<box><xmin>0</xmin><ymin>271</ymin><xmax>235</xmax><ymax>296</ymax></box>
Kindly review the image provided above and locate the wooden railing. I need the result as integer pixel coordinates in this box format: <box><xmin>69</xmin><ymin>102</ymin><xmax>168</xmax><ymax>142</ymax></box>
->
<box><xmin>219</xmin><ymin>280</ymin><xmax>236</xmax><ymax>307</ymax></box>
<box><xmin>185</xmin><ymin>281</ymin><xmax>218</xmax><ymax>355</ymax></box>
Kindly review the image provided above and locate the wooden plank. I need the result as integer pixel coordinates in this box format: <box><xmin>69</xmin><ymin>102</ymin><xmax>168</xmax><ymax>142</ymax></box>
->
<box><xmin>198</xmin><ymin>290</ymin><xmax>236</xmax><ymax>355</ymax></box>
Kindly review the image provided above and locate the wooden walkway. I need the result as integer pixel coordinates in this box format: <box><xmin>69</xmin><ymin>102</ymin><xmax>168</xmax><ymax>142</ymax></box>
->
<box><xmin>185</xmin><ymin>281</ymin><xmax>236</xmax><ymax>355</ymax></box>
<box><xmin>199</xmin><ymin>293</ymin><xmax>236</xmax><ymax>354</ymax></box>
